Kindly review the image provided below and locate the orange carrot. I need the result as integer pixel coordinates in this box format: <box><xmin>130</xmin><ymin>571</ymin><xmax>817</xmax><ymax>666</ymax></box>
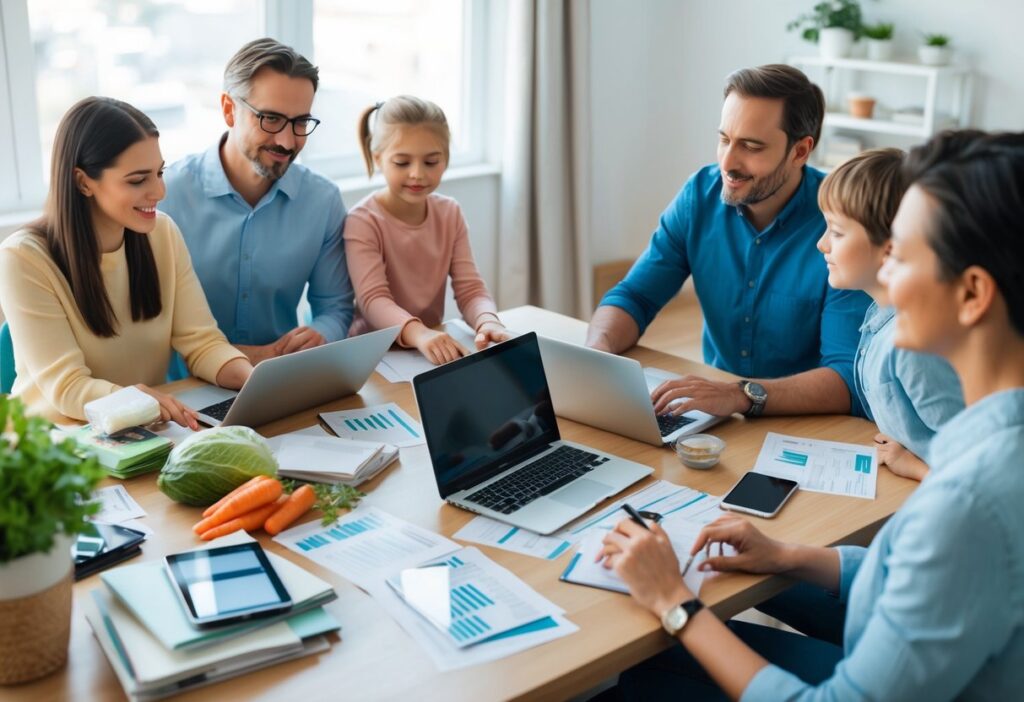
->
<box><xmin>199</xmin><ymin>496</ymin><xmax>287</xmax><ymax>541</ymax></box>
<box><xmin>193</xmin><ymin>478</ymin><xmax>283</xmax><ymax>535</ymax></box>
<box><xmin>264</xmin><ymin>485</ymin><xmax>316</xmax><ymax>536</ymax></box>
<box><xmin>202</xmin><ymin>475</ymin><xmax>272</xmax><ymax>518</ymax></box>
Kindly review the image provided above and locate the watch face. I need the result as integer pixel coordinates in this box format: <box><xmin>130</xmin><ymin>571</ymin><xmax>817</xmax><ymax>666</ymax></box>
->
<box><xmin>746</xmin><ymin>382</ymin><xmax>767</xmax><ymax>401</ymax></box>
<box><xmin>666</xmin><ymin>606</ymin><xmax>688</xmax><ymax>632</ymax></box>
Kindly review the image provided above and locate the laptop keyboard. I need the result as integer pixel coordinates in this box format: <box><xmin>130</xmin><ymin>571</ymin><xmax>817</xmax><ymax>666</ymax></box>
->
<box><xmin>465</xmin><ymin>445</ymin><xmax>610</xmax><ymax>515</ymax></box>
<box><xmin>199</xmin><ymin>397</ymin><xmax>236</xmax><ymax>422</ymax></box>
<box><xmin>657</xmin><ymin>413</ymin><xmax>696</xmax><ymax>436</ymax></box>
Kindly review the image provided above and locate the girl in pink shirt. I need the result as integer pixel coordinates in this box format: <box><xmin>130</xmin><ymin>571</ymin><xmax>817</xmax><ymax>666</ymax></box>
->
<box><xmin>344</xmin><ymin>95</ymin><xmax>509</xmax><ymax>364</ymax></box>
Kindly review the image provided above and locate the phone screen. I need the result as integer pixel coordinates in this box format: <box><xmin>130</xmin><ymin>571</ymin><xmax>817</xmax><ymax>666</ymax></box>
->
<box><xmin>722</xmin><ymin>473</ymin><xmax>798</xmax><ymax>515</ymax></box>
<box><xmin>164</xmin><ymin>543</ymin><xmax>292</xmax><ymax>626</ymax></box>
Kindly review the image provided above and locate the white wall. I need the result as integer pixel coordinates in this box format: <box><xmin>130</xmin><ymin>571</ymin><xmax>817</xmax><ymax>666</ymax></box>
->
<box><xmin>588</xmin><ymin>0</ymin><xmax>1024</xmax><ymax>264</ymax></box>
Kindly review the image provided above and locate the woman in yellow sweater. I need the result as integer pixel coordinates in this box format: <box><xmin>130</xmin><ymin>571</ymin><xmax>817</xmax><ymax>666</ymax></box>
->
<box><xmin>0</xmin><ymin>97</ymin><xmax>252</xmax><ymax>427</ymax></box>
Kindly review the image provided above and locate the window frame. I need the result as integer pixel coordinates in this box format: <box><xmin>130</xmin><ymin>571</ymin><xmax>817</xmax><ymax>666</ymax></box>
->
<box><xmin>0</xmin><ymin>0</ymin><xmax>493</xmax><ymax>215</ymax></box>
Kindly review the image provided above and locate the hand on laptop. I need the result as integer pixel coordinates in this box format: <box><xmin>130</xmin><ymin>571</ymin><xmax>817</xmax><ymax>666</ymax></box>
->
<box><xmin>651</xmin><ymin>375</ymin><xmax>748</xmax><ymax>417</ymax></box>
<box><xmin>403</xmin><ymin>321</ymin><xmax>469</xmax><ymax>365</ymax></box>
<box><xmin>235</xmin><ymin>326</ymin><xmax>326</xmax><ymax>365</ymax></box>
<box><xmin>135</xmin><ymin>384</ymin><xmax>200</xmax><ymax>430</ymax></box>
<box><xmin>474</xmin><ymin>320</ymin><xmax>512</xmax><ymax>350</ymax></box>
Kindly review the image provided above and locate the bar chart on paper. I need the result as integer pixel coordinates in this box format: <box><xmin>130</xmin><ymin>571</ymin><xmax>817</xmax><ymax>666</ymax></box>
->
<box><xmin>754</xmin><ymin>432</ymin><xmax>877</xmax><ymax>499</ymax></box>
<box><xmin>319</xmin><ymin>402</ymin><xmax>425</xmax><ymax>447</ymax></box>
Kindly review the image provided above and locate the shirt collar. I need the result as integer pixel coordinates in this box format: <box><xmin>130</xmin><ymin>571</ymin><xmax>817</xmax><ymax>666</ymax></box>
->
<box><xmin>859</xmin><ymin>302</ymin><xmax>894</xmax><ymax>333</ymax></box>
<box><xmin>199</xmin><ymin>132</ymin><xmax>300</xmax><ymax>202</ymax></box>
<box><xmin>929</xmin><ymin>388</ymin><xmax>1024</xmax><ymax>469</ymax></box>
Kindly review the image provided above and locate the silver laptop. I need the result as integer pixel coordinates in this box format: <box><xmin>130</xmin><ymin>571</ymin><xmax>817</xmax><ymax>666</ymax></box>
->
<box><xmin>176</xmin><ymin>326</ymin><xmax>400</xmax><ymax>428</ymax></box>
<box><xmin>413</xmin><ymin>332</ymin><xmax>652</xmax><ymax>535</ymax></box>
<box><xmin>537</xmin><ymin>336</ymin><xmax>725</xmax><ymax>447</ymax></box>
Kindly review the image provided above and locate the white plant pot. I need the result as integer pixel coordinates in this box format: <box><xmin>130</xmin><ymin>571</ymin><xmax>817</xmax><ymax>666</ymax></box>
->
<box><xmin>0</xmin><ymin>534</ymin><xmax>73</xmax><ymax>598</ymax></box>
<box><xmin>819</xmin><ymin>27</ymin><xmax>856</xmax><ymax>59</ymax></box>
<box><xmin>866</xmin><ymin>38</ymin><xmax>894</xmax><ymax>61</ymax></box>
<box><xmin>918</xmin><ymin>45</ymin><xmax>952</xmax><ymax>66</ymax></box>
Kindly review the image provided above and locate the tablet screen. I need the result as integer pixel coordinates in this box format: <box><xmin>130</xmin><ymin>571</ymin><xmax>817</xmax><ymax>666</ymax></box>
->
<box><xmin>165</xmin><ymin>543</ymin><xmax>291</xmax><ymax>623</ymax></box>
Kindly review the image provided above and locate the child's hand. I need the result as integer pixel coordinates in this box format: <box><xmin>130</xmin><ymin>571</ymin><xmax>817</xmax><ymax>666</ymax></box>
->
<box><xmin>874</xmin><ymin>433</ymin><xmax>929</xmax><ymax>482</ymax></box>
<box><xmin>474</xmin><ymin>321</ymin><xmax>511</xmax><ymax>349</ymax></box>
<box><xmin>415</xmin><ymin>329</ymin><xmax>469</xmax><ymax>365</ymax></box>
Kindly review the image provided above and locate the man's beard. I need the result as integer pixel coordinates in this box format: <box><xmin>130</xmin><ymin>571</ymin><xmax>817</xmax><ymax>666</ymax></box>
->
<box><xmin>721</xmin><ymin>153</ymin><xmax>790</xmax><ymax>207</ymax></box>
<box><xmin>246</xmin><ymin>144</ymin><xmax>296</xmax><ymax>180</ymax></box>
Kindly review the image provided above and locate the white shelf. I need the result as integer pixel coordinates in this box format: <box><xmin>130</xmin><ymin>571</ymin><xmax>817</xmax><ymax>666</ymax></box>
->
<box><xmin>790</xmin><ymin>55</ymin><xmax>969</xmax><ymax>77</ymax></box>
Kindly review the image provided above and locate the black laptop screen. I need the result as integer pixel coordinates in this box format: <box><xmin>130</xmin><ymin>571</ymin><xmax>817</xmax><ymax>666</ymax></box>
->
<box><xmin>413</xmin><ymin>333</ymin><xmax>559</xmax><ymax>498</ymax></box>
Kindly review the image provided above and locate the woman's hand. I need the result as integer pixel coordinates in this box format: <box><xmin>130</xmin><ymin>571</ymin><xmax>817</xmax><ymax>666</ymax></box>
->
<box><xmin>135</xmin><ymin>384</ymin><xmax>200</xmax><ymax>430</ymax></box>
<box><xmin>691</xmin><ymin>515</ymin><xmax>790</xmax><ymax>574</ymax></box>
<box><xmin>599</xmin><ymin>519</ymin><xmax>693</xmax><ymax>617</ymax></box>
<box><xmin>474</xmin><ymin>320</ymin><xmax>512</xmax><ymax>349</ymax></box>
<box><xmin>875</xmin><ymin>433</ymin><xmax>929</xmax><ymax>481</ymax></box>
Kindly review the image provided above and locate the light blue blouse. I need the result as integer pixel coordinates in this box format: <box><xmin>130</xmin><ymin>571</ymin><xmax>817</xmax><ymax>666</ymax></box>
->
<box><xmin>854</xmin><ymin>302</ymin><xmax>963</xmax><ymax>458</ymax></box>
<box><xmin>744</xmin><ymin>388</ymin><xmax>1024</xmax><ymax>701</ymax></box>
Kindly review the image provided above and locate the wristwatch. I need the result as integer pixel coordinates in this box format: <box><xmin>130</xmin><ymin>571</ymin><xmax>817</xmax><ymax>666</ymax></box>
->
<box><xmin>661</xmin><ymin>597</ymin><xmax>705</xmax><ymax>636</ymax></box>
<box><xmin>739</xmin><ymin>380</ymin><xmax>767</xmax><ymax>417</ymax></box>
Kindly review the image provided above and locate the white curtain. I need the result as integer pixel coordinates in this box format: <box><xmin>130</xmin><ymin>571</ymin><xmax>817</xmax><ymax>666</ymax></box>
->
<box><xmin>498</xmin><ymin>0</ymin><xmax>592</xmax><ymax>319</ymax></box>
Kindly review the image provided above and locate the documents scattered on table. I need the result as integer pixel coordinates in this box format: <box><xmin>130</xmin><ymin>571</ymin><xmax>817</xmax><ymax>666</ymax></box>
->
<box><xmin>319</xmin><ymin>402</ymin><xmax>425</xmax><ymax>448</ymax></box>
<box><xmin>373</xmin><ymin>320</ymin><xmax>483</xmax><ymax>383</ymax></box>
<box><xmin>754</xmin><ymin>432</ymin><xmax>878</xmax><ymax>500</ymax></box>
<box><xmin>89</xmin><ymin>484</ymin><xmax>147</xmax><ymax>525</ymax></box>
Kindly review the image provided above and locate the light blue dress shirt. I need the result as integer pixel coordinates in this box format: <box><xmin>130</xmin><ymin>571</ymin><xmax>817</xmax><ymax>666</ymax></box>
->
<box><xmin>854</xmin><ymin>302</ymin><xmax>963</xmax><ymax>457</ymax></box>
<box><xmin>601</xmin><ymin>164</ymin><xmax>870</xmax><ymax>415</ymax></box>
<box><xmin>744</xmin><ymin>388</ymin><xmax>1024</xmax><ymax>701</ymax></box>
<box><xmin>159</xmin><ymin>136</ymin><xmax>354</xmax><ymax>355</ymax></box>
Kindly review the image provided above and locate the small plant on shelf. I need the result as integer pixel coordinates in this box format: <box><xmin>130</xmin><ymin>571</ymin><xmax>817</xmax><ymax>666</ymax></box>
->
<box><xmin>787</xmin><ymin>0</ymin><xmax>864</xmax><ymax>42</ymax></box>
<box><xmin>923</xmin><ymin>32</ymin><xmax>950</xmax><ymax>46</ymax></box>
<box><xmin>863</xmin><ymin>22</ymin><xmax>894</xmax><ymax>40</ymax></box>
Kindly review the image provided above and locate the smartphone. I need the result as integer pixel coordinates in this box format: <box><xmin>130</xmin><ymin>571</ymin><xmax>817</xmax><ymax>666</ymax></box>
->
<box><xmin>73</xmin><ymin>522</ymin><xmax>146</xmax><ymax>580</ymax></box>
<box><xmin>164</xmin><ymin>542</ymin><xmax>292</xmax><ymax>628</ymax></box>
<box><xmin>720</xmin><ymin>472</ymin><xmax>799</xmax><ymax>518</ymax></box>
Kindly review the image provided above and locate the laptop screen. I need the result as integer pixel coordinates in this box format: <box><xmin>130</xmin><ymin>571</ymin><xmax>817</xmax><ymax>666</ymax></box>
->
<box><xmin>413</xmin><ymin>333</ymin><xmax>559</xmax><ymax>498</ymax></box>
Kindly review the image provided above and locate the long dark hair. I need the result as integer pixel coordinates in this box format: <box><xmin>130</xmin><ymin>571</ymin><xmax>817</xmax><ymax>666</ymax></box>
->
<box><xmin>30</xmin><ymin>97</ymin><xmax>162</xmax><ymax>337</ymax></box>
<box><xmin>903</xmin><ymin>130</ymin><xmax>1024</xmax><ymax>335</ymax></box>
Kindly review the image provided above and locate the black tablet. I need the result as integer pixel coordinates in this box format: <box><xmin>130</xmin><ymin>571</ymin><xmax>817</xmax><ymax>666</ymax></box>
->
<box><xmin>163</xmin><ymin>542</ymin><xmax>292</xmax><ymax>628</ymax></box>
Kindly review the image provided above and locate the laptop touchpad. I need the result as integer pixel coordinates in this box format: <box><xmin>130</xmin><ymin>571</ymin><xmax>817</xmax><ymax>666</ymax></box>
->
<box><xmin>550</xmin><ymin>479</ymin><xmax>611</xmax><ymax>508</ymax></box>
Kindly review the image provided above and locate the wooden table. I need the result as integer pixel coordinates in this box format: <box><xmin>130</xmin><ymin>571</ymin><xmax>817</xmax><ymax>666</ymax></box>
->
<box><xmin>18</xmin><ymin>307</ymin><xmax>916</xmax><ymax>702</ymax></box>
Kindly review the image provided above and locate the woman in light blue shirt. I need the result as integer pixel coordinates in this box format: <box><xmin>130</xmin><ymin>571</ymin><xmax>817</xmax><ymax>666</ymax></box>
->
<box><xmin>816</xmin><ymin>148</ymin><xmax>963</xmax><ymax>481</ymax></box>
<box><xmin>596</xmin><ymin>130</ymin><xmax>1024</xmax><ymax>701</ymax></box>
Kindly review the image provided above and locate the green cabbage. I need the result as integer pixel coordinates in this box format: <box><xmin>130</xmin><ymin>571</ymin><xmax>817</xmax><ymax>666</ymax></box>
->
<box><xmin>157</xmin><ymin>426</ymin><xmax>278</xmax><ymax>506</ymax></box>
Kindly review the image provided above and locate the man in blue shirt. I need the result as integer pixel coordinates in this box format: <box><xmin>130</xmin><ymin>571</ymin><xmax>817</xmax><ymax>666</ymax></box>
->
<box><xmin>587</xmin><ymin>65</ymin><xmax>869</xmax><ymax>417</ymax></box>
<box><xmin>161</xmin><ymin>38</ymin><xmax>353</xmax><ymax>375</ymax></box>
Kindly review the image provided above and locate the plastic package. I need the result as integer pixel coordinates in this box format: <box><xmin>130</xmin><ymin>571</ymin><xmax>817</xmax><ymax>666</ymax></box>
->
<box><xmin>84</xmin><ymin>386</ymin><xmax>161</xmax><ymax>435</ymax></box>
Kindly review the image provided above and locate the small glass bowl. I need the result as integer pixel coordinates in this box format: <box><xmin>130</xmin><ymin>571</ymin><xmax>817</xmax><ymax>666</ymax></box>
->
<box><xmin>674</xmin><ymin>434</ymin><xmax>726</xmax><ymax>469</ymax></box>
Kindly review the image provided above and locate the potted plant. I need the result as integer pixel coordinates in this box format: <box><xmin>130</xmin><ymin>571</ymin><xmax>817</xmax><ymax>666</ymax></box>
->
<box><xmin>787</xmin><ymin>0</ymin><xmax>863</xmax><ymax>59</ymax></box>
<box><xmin>863</xmin><ymin>22</ymin><xmax>895</xmax><ymax>61</ymax></box>
<box><xmin>0</xmin><ymin>396</ymin><xmax>104</xmax><ymax>685</ymax></box>
<box><xmin>919</xmin><ymin>33</ymin><xmax>952</xmax><ymax>65</ymax></box>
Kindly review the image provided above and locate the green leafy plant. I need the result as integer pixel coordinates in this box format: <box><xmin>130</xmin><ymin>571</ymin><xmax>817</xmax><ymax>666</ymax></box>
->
<box><xmin>787</xmin><ymin>0</ymin><xmax>864</xmax><ymax>42</ymax></box>
<box><xmin>0</xmin><ymin>396</ymin><xmax>105</xmax><ymax>563</ymax></box>
<box><xmin>862</xmin><ymin>22</ymin><xmax>894</xmax><ymax>40</ymax></box>
<box><xmin>922</xmin><ymin>33</ymin><xmax>950</xmax><ymax>46</ymax></box>
<box><xmin>282</xmin><ymin>478</ymin><xmax>365</xmax><ymax>526</ymax></box>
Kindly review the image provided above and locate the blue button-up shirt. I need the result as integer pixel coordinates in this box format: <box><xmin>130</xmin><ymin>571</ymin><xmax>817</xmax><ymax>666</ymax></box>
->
<box><xmin>855</xmin><ymin>302</ymin><xmax>963</xmax><ymax>457</ymax></box>
<box><xmin>601</xmin><ymin>164</ymin><xmax>869</xmax><ymax>414</ymax></box>
<box><xmin>744</xmin><ymin>389</ymin><xmax>1024</xmax><ymax>701</ymax></box>
<box><xmin>160</xmin><ymin>137</ymin><xmax>354</xmax><ymax>350</ymax></box>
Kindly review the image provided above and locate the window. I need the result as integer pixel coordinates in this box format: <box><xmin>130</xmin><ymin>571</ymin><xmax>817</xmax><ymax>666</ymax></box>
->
<box><xmin>0</xmin><ymin>0</ymin><xmax>490</xmax><ymax>214</ymax></box>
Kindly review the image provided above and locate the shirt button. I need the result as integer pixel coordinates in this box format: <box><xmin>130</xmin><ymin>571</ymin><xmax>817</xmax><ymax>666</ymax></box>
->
<box><xmin>755</xmin><ymin>239</ymin><xmax>762</xmax><ymax>246</ymax></box>
<box><xmin>242</xmin><ymin>293</ymin><xmax>249</xmax><ymax>301</ymax></box>
<box><xmin>860</xmin><ymin>348</ymin><xmax>866</xmax><ymax>355</ymax></box>
<box><xmin>744</xmin><ymin>316</ymin><xmax>751</xmax><ymax>323</ymax></box>
<box><xmin>748</xmin><ymin>280</ymin><xmax>755</xmax><ymax>288</ymax></box>
<box><xmin>741</xmin><ymin>350</ymin><xmax>749</xmax><ymax>357</ymax></box>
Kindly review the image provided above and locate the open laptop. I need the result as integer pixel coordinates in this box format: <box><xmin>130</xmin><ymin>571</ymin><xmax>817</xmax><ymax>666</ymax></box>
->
<box><xmin>413</xmin><ymin>332</ymin><xmax>652</xmax><ymax>535</ymax></box>
<box><xmin>175</xmin><ymin>326</ymin><xmax>400</xmax><ymax>428</ymax></box>
<box><xmin>537</xmin><ymin>336</ymin><xmax>725</xmax><ymax>447</ymax></box>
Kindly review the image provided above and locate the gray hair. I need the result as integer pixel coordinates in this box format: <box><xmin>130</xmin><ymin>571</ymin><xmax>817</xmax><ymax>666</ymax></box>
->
<box><xmin>223</xmin><ymin>37</ymin><xmax>319</xmax><ymax>99</ymax></box>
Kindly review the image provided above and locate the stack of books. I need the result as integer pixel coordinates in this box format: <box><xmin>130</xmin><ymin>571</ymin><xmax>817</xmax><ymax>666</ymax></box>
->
<box><xmin>274</xmin><ymin>434</ymin><xmax>399</xmax><ymax>486</ymax></box>
<box><xmin>73</xmin><ymin>425</ymin><xmax>173</xmax><ymax>479</ymax></box>
<box><xmin>83</xmin><ymin>533</ymin><xmax>339</xmax><ymax>701</ymax></box>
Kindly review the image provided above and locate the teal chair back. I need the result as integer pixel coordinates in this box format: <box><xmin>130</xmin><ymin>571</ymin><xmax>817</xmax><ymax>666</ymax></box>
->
<box><xmin>1</xmin><ymin>321</ymin><xmax>15</xmax><ymax>394</ymax></box>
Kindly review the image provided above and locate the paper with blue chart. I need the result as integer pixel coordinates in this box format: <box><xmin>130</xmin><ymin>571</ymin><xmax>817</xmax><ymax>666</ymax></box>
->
<box><xmin>753</xmin><ymin>432</ymin><xmax>877</xmax><ymax>499</ymax></box>
<box><xmin>319</xmin><ymin>402</ymin><xmax>425</xmax><ymax>447</ymax></box>
<box><xmin>454</xmin><ymin>480</ymin><xmax>723</xmax><ymax>560</ymax></box>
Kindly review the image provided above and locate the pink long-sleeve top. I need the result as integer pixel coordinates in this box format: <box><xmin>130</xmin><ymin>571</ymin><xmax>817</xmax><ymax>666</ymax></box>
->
<box><xmin>344</xmin><ymin>192</ymin><xmax>499</xmax><ymax>342</ymax></box>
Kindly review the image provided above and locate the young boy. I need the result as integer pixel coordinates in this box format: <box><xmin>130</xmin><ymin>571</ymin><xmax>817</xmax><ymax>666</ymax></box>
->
<box><xmin>816</xmin><ymin>148</ymin><xmax>963</xmax><ymax>480</ymax></box>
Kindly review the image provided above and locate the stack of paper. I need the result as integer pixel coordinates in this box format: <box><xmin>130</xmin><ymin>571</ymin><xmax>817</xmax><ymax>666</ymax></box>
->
<box><xmin>84</xmin><ymin>533</ymin><xmax>340</xmax><ymax>701</ymax></box>
<box><xmin>73</xmin><ymin>425</ymin><xmax>173</xmax><ymax>478</ymax></box>
<box><xmin>275</xmin><ymin>434</ymin><xmax>399</xmax><ymax>487</ymax></box>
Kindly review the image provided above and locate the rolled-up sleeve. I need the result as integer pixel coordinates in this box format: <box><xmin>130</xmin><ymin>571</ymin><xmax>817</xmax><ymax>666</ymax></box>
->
<box><xmin>599</xmin><ymin>183</ymin><xmax>693</xmax><ymax>335</ymax></box>
<box><xmin>820</xmin><ymin>286</ymin><xmax>871</xmax><ymax>417</ymax></box>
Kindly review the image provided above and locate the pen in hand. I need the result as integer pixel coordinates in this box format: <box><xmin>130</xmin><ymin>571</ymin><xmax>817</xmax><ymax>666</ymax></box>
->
<box><xmin>621</xmin><ymin>503</ymin><xmax>651</xmax><ymax>531</ymax></box>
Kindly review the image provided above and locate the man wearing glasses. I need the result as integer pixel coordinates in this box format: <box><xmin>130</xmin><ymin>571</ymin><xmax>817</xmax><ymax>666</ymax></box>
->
<box><xmin>160</xmin><ymin>38</ymin><xmax>353</xmax><ymax>374</ymax></box>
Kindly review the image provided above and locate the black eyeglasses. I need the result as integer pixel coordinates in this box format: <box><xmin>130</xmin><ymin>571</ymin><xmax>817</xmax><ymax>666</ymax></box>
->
<box><xmin>233</xmin><ymin>96</ymin><xmax>321</xmax><ymax>136</ymax></box>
